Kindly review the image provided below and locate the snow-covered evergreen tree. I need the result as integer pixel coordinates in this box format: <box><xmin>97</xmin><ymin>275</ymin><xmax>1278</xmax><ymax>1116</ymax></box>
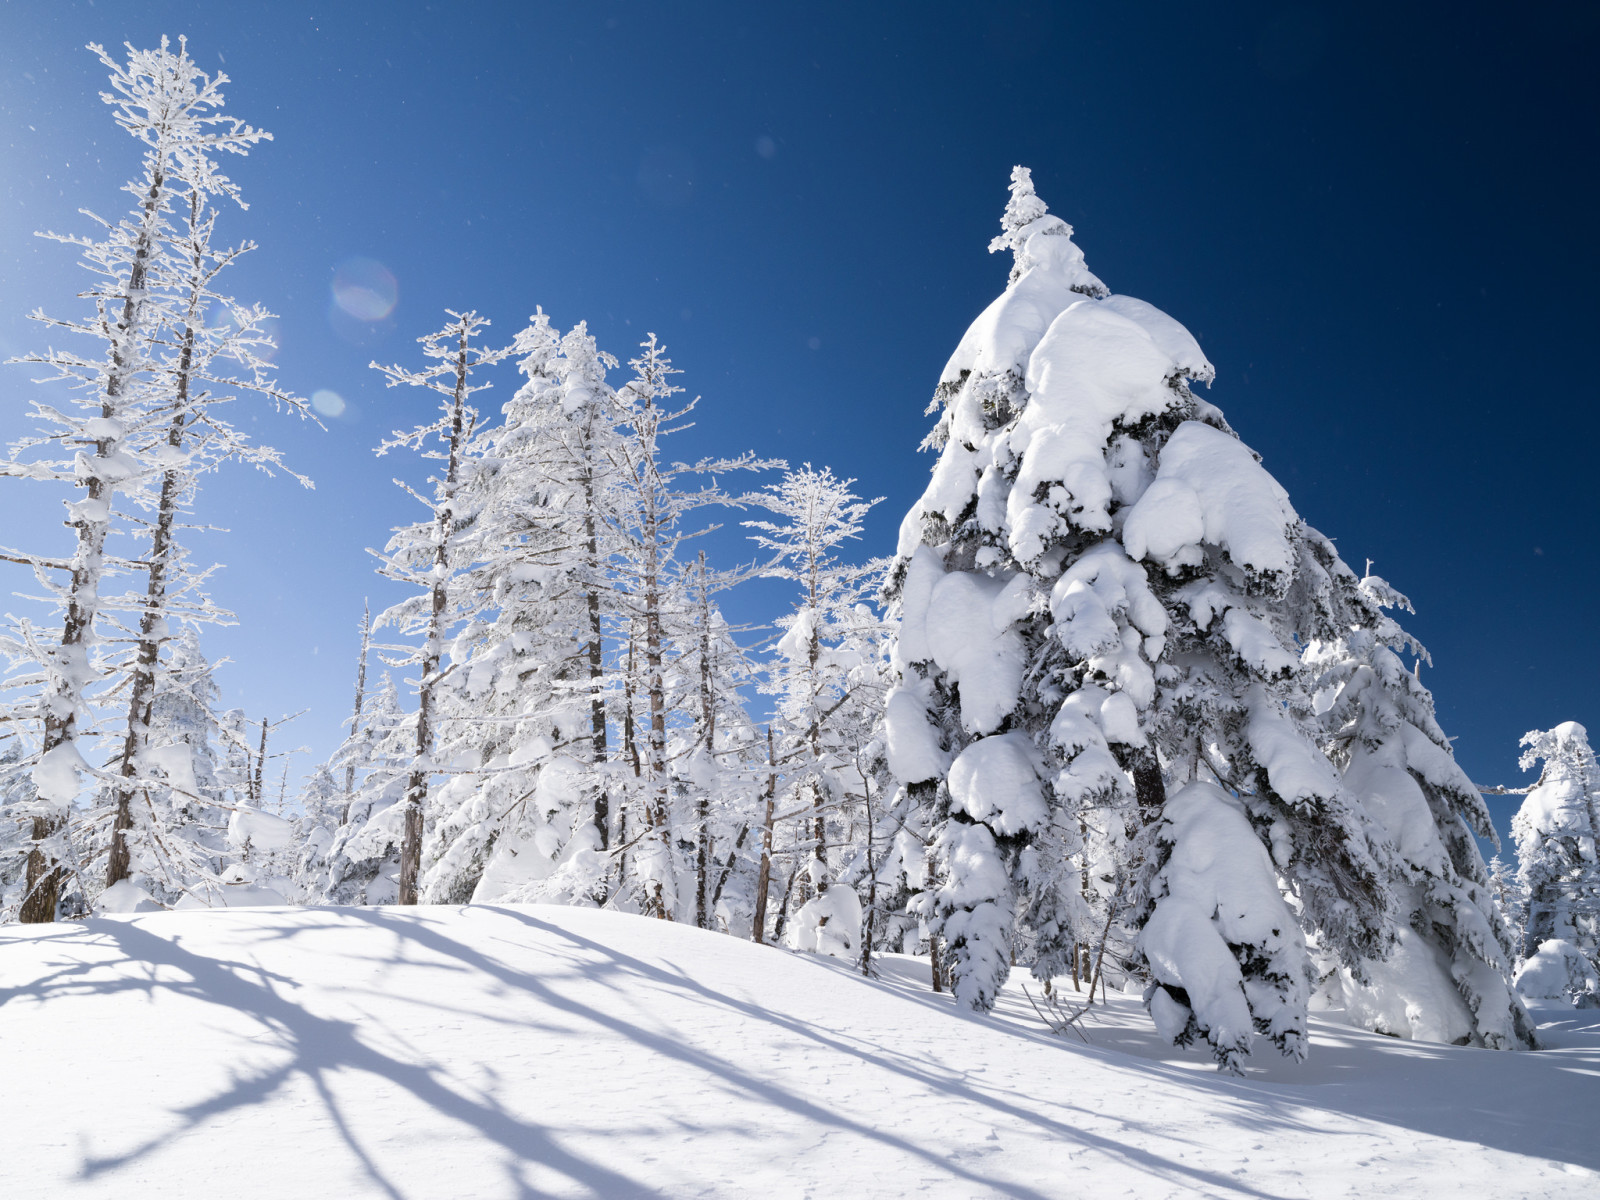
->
<box><xmin>1512</xmin><ymin>722</ymin><xmax>1600</xmax><ymax>990</ymax></box>
<box><xmin>882</xmin><ymin>165</ymin><xmax>1514</xmax><ymax>1069</ymax></box>
<box><xmin>422</xmin><ymin>314</ymin><xmax>621</xmax><ymax>907</ymax></box>
<box><xmin>1307</xmin><ymin>574</ymin><xmax>1533</xmax><ymax>1047</ymax></box>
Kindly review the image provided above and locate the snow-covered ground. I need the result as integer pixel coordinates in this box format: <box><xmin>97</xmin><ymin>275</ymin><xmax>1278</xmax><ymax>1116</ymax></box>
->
<box><xmin>2</xmin><ymin>906</ymin><xmax>1595</xmax><ymax>1199</ymax></box>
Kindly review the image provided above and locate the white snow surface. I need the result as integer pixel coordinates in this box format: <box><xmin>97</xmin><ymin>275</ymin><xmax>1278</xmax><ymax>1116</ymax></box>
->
<box><xmin>2</xmin><ymin>905</ymin><xmax>1597</xmax><ymax>1199</ymax></box>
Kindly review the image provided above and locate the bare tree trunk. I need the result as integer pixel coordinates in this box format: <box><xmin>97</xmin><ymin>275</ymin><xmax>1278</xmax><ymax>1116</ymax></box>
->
<box><xmin>860</xmin><ymin>774</ymin><xmax>878</xmax><ymax>978</ymax></box>
<box><xmin>399</xmin><ymin>327</ymin><xmax>472</xmax><ymax>906</ymax></box>
<box><xmin>752</xmin><ymin>728</ymin><xmax>776</xmax><ymax>944</ymax></box>
<box><xmin>930</xmin><ymin>934</ymin><xmax>944</xmax><ymax>994</ymax></box>
<box><xmin>21</xmin><ymin>816</ymin><xmax>63</xmax><ymax>924</ymax></box>
<box><xmin>581</xmin><ymin>458</ymin><xmax>609</xmax><ymax>849</ymax></box>
<box><xmin>252</xmin><ymin>717</ymin><xmax>269</xmax><ymax>805</ymax></box>
<box><xmin>694</xmin><ymin>552</ymin><xmax>714</xmax><ymax>929</ymax></box>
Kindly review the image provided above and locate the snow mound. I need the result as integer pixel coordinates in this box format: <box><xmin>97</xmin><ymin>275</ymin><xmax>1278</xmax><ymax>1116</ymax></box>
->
<box><xmin>1</xmin><ymin>905</ymin><xmax>1596</xmax><ymax>1199</ymax></box>
<box><xmin>1518</xmin><ymin>939</ymin><xmax>1600</xmax><ymax>1004</ymax></box>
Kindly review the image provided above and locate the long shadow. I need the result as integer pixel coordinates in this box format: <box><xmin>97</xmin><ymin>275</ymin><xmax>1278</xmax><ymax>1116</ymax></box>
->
<box><xmin>856</xmin><ymin>939</ymin><xmax>1600</xmax><ymax>1173</ymax></box>
<box><xmin>362</xmin><ymin>906</ymin><xmax>1293</xmax><ymax>1200</ymax></box>
<box><xmin>2</xmin><ymin>917</ymin><xmax>661</xmax><ymax>1200</ymax></box>
<box><xmin>478</xmin><ymin>908</ymin><xmax>1600</xmax><ymax>1176</ymax></box>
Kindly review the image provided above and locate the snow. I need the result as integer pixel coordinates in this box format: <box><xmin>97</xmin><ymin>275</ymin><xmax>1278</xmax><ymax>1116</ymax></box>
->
<box><xmin>1518</xmin><ymin>939</ymin><xmax>1600</xmax><ymax>1002</ymax></box>
<box><xmin>947</xmin><ymin>732</ymin><xmax>1047</xmax><ymax>835</ymax></box>
<box><xmin>922</xmin><ymin>568</ymin><xmax>1026</xmax><ymax>735</ymax></box>
<box><xmin>227</xmin><ymin>805</ymin><xmax>297</xmax><ymax>853</ymax></box>
<box><xmin>788</xmin><ymin>883</ymin><xmax>861</xmax><ymax>959</ymax></box>
<box><xmin>1141</xmin><ymin>782</ymin><xmax>1310</xmax><ymax>1070</ymax></box>
<box><xmin>1125</xmin><ymin>421</ymin><xmax>1298</xmax><ymax>582</ymax></box>
<box><xmin>2</xmin><ymin>905</ymin><xmax>1596</xmax><ymax>1199</ymax></box>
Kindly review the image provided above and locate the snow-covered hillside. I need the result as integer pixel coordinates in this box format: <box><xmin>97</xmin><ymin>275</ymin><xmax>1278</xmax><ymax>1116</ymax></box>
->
<box><xmin>2</xmin><ymin>905</ymin><xmax>1596</xmax><ymax>1199</ymax></box>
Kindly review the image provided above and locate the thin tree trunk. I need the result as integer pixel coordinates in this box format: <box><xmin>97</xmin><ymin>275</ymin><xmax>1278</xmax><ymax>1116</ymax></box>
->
<box><xmin>581</xmin><ymin>456</ymin><xmax>609</xmax><ymax>849</ymax></box>
<box><xmin>253</xmin><ymin>717</ymin><xmax>269</xmax><ymax>805</ymax></box>
<box><xmin>107</xmin><ymin>324</ymin><xmax>195</xmax><ymax>889</ymax></box>
<box><xmin>343</xmin><ymin>603</ymin><xmax>371</xmax><ymax>821</ymax></box>
<box><xmin>860</xmin><ymin>774</ymin><xmax>878</xmax><ymax>978</ymax></box>
<box><xmin>399</xmin><ymin>326</ymin><xmax>472</xmax><ymax>906</ymax></box>
<box><xmin>772</xmin><ymin>863</ymin><xmax>799</xmax><ymax>944</ymax></box>
<box><xmin>752</xmin><ymin>727</ymin><xmax>776</xmax><ymax>944</ymax></box>
<box><xmin>930</xmin><ymin>934</ymin><xmax>944</xmax><ymax>994</ymax></box>
<box><xmin>694</xmin><ymin>552</ymin><xmax>714</xmax><ymax>929</ymax></box>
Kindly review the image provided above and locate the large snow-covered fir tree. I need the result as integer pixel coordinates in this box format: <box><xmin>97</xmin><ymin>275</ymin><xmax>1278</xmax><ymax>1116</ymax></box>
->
<box><xmin>885</xmin><ymin>165</ymin><xmax>1529</xmax><ymax>1069</ymax></box>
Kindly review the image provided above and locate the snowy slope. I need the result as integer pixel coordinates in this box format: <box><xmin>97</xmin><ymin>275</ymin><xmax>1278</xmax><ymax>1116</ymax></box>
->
<box><xmin>2</xmin><ymin>906</ymin><xmax>1595</xmax><ymax>1199</ymax></box>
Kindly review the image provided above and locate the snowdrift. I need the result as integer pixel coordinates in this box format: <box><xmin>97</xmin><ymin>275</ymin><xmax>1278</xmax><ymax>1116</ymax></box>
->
<box><xmin>2</xmin><ymin>905</ymin><xmax>1596</xmax><ymax>1199</ymax></box>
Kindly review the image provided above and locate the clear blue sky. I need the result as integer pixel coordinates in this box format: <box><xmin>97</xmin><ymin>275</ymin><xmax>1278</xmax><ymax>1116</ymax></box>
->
<box><xmin>1</xmin><ymin>2</ymin><xmax>1595</xmax><ymax>838</ymax></box>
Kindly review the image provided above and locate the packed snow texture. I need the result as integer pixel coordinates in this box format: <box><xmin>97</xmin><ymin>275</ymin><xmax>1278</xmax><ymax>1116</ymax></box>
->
<box><xmin>2</xmin><ymin>906</ymin><xmax>1595</xmax><ymax>1200</ymax></box>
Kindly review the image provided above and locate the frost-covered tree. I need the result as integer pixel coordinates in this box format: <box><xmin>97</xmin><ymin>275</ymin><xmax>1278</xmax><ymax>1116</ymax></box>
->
<box><xmin>1512</xmin><ymin>723</ymin><xmax>1600</xmax><ymax>978</ymax></box>
<box><xmin>745</xmin><ymin>465</ymin><xmax>890</xmax><ymax>948</ymax></box>
<box><xmin>603</xmin><ymin>335</ymin><xmax>773</xmax><ymax>919</ymax></box>
<box><xmin>103</xmin><ymin>182</ymin><xmax>311</xmax><ymax>899</ymax></box>
<box><xmin>300</xmin><ymin>673</ymin><xmax>415</xmax><ymax>904</ymax></box>
<box><xmin>370</xmin><ymin>310</ymin><xmax>510</xmax><ymax>904</ymax></box>
<box><xmin>883</xmin><ymin>165</ymin><xmax>1493</xmax><ymax>1070</ymax></box>
<box><xmin>424</xmin><ymin>315</ymin><xmax>623</xmax><ymax>907</ymax></box>
<box><xmin>0</xmin><ymin>40</ymin><xmax>289</xmax><ymax>922</ymax></box>
<box><xmin>1308</xmin><ymin>575</ymin><xmax>1533</xmax><ymax>1047</ymax></box>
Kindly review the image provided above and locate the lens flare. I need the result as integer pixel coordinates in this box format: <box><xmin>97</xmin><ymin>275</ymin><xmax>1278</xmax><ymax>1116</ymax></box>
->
<box><xmin>311</xmin><ymin>389</ymin><xmax>346</xmax><ymax>418</ymax></box>
<box><xmin>331</xmin><ymin>258</ymin><xmax>398</xmax><ymax>322</ymax></box>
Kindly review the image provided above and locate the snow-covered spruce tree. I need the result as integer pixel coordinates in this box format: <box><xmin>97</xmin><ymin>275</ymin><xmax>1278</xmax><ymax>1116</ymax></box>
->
<box><xmin>0</xmin><ymin>40</ymin><xmax>274</xmax><ymax>922</ymax></box>
<box><xmin>745</xmin><ymin>465</ymin><xmax>889</xmax><ymax>949</ymax></box>
<box><xmin>1512</xmin><ymin>723</ymin><xmax>1600</xmax><ymax>983</ymax></box>
<box><xmin>886</xmin><ymin>166</ymin><xmax>1411</xmax><ymax>1071</ymax></box>
<box><xmin>422</xmin><ymin>314</ymin><xmax>623</xmax><ymax>907</ymax></box>
<box><xmin>370</xmin><ymin>310</ymin><xmax>510</xmax><ymax>905</ymax></box>
<box><xmin>1307</xmin><ymin>574</ymin><xmax>1534</xmax><ymax>1047</ymax></box>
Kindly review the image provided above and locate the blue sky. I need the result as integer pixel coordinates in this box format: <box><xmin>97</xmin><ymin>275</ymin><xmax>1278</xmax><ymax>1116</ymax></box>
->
<box><xmin>1</xmin><ymin>2</ymin><xmax>1596</xmax><ymax>836</ymax></box>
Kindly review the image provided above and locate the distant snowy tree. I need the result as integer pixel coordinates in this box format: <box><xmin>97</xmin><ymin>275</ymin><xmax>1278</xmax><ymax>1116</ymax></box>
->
<box><xmin>301</xmin><ymin>673</ymin><xmax>415</xmax><ymax>904</ymax></box>
<box><xmin>745</xmin><ymin>465</ymin><xmax>890</xmax><ymax>947</ymax></box>
<box><xmin>882</xmin><ymin>164</ymin><xmax>1488</xmax><ymax>1069</ymax></box>
<box><xmin>1512</xmin><ymin>722</ymin><xmax>1600</xmax><ymax>992</ymax></box>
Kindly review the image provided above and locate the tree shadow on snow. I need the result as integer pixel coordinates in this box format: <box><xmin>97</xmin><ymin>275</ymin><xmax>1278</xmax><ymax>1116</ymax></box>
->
<box><xmin>0</xmin><ymin>915</ymin><xmax>659</xmax><ymax>1200</ymax></box>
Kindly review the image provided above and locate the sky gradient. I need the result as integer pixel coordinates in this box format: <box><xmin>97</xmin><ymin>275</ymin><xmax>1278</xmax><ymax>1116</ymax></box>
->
<box><xmin>1</xmin><ymin>2</ymin><xmax>1596</xmax><ymax>838</ymax></box>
